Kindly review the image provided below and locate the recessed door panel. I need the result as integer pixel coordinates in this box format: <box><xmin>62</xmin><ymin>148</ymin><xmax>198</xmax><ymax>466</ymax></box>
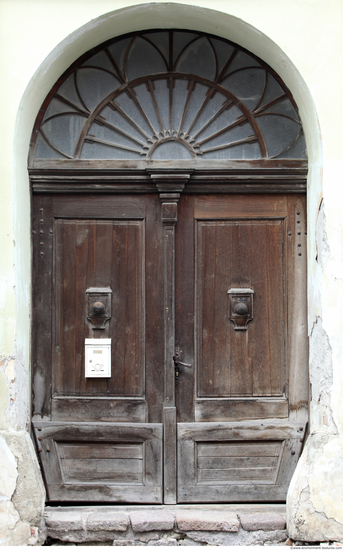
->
<box><xmin>54</xmin><ymin>219</ymin><xmax>145</xmax><ymax>398</ymax></box>
<box><xmin>196</xmin><ymin>219</ymin><xmax>285</xmax><ymax>398</ymax></box>
<box><xmin>176</xmin><ymin>193</ymin><xmax>307</xmax><ymax>502</ymax></box>
<box><xmin>32</xmin><ymin>194</ymin><xmax>164</xmax><ymax>502</ymax></box>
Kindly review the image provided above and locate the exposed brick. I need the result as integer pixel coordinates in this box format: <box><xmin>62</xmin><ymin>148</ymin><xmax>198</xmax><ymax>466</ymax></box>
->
<box><xmin>239</xmin><ymin>512</ymin><xmax>286</xmax><ymax>531</ymax></box>
<box><xmin>176</xmin><ymin>511</ymin><xmax>239</xmax><ymax>532</ymax></box>
<box><xmin>130</xmin><ymin>510</ymin><xmax>175</xmax><ymax>532</ymax></box>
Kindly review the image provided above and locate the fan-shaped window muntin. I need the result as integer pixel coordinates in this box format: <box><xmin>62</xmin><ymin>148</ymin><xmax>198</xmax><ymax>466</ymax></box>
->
<box><xmin>31</xmin><ymin>30</ymin><xmax>307</xmax><ymax>163</ymax></box>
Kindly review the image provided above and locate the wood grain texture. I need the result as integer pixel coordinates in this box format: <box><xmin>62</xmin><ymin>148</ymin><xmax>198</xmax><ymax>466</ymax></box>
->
<box><xmin>53</xmin><ymin>219</ymin><xmax>145</xmax><ymax>398</ymax></box>
<box><xmin>195</xmin><ymin>398</ymin><xmax>288</xmax><ymax>422</ymax></box>
<box><xmin>51</xmin><ymin>397</ymin><xmax>147</xmax><ymax>422</ymax></box>
<box><xmin>32</xmin><ymin>421</ymin><xmax>163</xmax><ymax>503</ymax></box>
<box><xmin>196</xmin><ymin>218</ymin><xmax>285</xmax><ymax>399</ymax></box>
<box><xmin>32</xmin><ymin>186</ymin><xmax>307</xmax><ymax>505</ymax></box>
<box><xmin>32</xmin><ymin>196</ymin><xmax>54</xmax><ymax>417</ymax></box>
<box><xmin>163</xmin><ymin>407</ymin><xmax>177</xmax><ymax>504</ymax></box>
<box><xmin>177</xmin><ymin>421</ymin><xmax>304</xmax><ymax>502</ymax></box>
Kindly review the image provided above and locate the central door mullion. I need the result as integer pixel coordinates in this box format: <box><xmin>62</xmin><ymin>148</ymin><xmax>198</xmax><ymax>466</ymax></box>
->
<box><xmin>163</xmin><ymin>220</ymin><xmax>177</xmax><ymax>407</ymax></box>
<box><xmin>151</xmin><ymin>171</ymin><xmax>190</xmax><ymax>504</ymax></box>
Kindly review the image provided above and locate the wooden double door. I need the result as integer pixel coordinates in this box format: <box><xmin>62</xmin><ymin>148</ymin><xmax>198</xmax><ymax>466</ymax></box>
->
<box><xmin>32</xmin><ymin>187</ymin><xmax>307</xmax><ymax>503</ymax></box>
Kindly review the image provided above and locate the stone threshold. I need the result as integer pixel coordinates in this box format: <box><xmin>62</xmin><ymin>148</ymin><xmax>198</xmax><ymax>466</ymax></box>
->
<box><xmin>44</xmin><ymin>504</ymin><xmax>288</xmax><ymax>546</ymax></box>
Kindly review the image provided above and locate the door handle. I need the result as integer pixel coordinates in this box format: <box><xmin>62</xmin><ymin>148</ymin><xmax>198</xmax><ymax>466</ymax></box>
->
<box><xmin>173</xmin><ymin>348</ymin><xmax>191</xmax><ymax>383</ymax></box>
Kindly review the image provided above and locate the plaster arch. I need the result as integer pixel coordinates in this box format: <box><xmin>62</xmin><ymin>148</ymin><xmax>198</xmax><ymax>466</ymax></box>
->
<box><xmin>14</xmin><ymin>2</ymin><xmax>324</xmax><ymax>539</ymax></box>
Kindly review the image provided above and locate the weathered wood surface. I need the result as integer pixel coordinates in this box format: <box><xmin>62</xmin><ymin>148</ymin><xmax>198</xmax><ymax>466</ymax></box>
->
<box><xmin>194</xmin><ymin>194</ymin><xmax>288</xmax><ymax>218</ymax></box>
<box><xmin>32</xmin><ymin>195</ymin><xmax>53</xmax><ymax>417</ymax></box>
<box><xmin>32</xmin><ymin>187</ymin><xmax>307</xmax><ymax>504</ymax></box>
<box><xmin>195</xmin><ymin>217</ymin><xmax>285</xmax><ymax>399</ymax></box>
<box><xmin>54</xmin><ymin>218</ymin><xmax>145</xmax><ymax>398</ymax></box>
<box><xmin>51</xmin><ymin>397</ymin><xmax>147</xmax><ymax>422</ymax></box>
<box><xmin>177</xmin><ymin>421</ymin><xmax>305</xmax><ymax>502</ymax></box>
<box><xmin>195</xmin><ymin>398</ymin><xmax>288</xmax><ymax>422</ymax></box>
<box><xmin>178</xmin><ymin>421</ymin><xmax>306</xmax><ymax>440</ymax></box>
<box><xmin>286</xmin><ymin>195</ymin><xmax>309</xmax><ymax>424</ymax></box>
<box><xmin>32</xmin><ymin>422</ymin><xmax>163</xmax><ymax>502</ymax></box>
<box><xmin>45</xmin><ymin>484</ymin><xmax>163</xmax><ymax>503</ymax></box>
<box><xmin>163</xmin><ymin>407</ymin><xmax>177</xmax><ymax>504</ymax></box>
<box><xmin>30</xmin><ymin>157</ymin><xmax>308</xmax><ymax>172</ymax></box>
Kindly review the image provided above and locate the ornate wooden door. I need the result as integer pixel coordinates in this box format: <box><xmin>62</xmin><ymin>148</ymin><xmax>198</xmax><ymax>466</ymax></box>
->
<box><xmin>32</xmin><ymin>187</ymin><xmax>307</xmax><ymax>503</ymax></box>
<box><xmin>175</xmin><ymin>192</ymin><xmax>308</xmax><ymax>502</ymax></box>
<box><xmin>32</xmin><ymin>193</ymin><xmax>165</xmax><ymax>502</ymax></box>
<box><xmin>29</xmin><ymin>29</ymin><xmax>308</xmax><ymax>504</ymax></box>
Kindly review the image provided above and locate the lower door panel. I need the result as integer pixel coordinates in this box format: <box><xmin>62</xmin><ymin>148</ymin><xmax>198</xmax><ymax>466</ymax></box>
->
<box><xmin>177</xmin><ymin>421</ymin><xmax>305</xmax><ymax>502</ymax></box>
<box><xmin>33</xmin><ymin>421</ymin><xmax>163</xmax><ymax>502</ymax></box>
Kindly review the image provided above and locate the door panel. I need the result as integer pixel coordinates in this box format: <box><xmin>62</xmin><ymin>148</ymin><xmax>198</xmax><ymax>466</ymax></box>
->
<box><xmin>175</xmin><ymin>193</ymin><xmax>307</xmax><ymax>502</ymax></box>
<box><xmin>32</xmin><ymin>190</ymin><xmax>307</xmax><ymax>504</ymax></box>
<box><xmin>196</xmin><ymin>219</ymin><xmax>285</xmax><ymax>398</ymax></box>
<box><xmin>32</xmin><ymin>194</ymin><xmax>164</xmax><ymax>502</ymax></box>
<box><xmin>53</xmin><ymin>219</ymin><xmax>145</xmax><ymax>400</ymax></box>
<box><xmin>33</xmin><ymin>422</ymin><xmax>162</xmax><ymax>502</ymax></box>
<box><xmin>178</xmin><ymin>422</ymin><xmax>303</xmax><ymax>502</ymax></box>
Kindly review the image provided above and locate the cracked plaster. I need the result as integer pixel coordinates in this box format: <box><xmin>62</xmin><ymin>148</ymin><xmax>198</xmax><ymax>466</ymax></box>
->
<box><xmin>287</xmin><ymin>214</ymin><xmax>343</xmax><ymax>541</ymax></box>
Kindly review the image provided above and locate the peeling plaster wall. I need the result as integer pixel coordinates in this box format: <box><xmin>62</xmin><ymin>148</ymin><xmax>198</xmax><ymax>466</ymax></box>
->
<box><xmin>1</xmin><ymin>0</ymin><xmax>343</xmax><ymax>544</ymax></box>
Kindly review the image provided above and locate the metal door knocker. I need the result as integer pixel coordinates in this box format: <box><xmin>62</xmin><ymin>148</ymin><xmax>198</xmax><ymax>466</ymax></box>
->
<box><xmin>228</xmin><ymin>288</ymin><xmax>254</xmax><ymax>330</ymax></box>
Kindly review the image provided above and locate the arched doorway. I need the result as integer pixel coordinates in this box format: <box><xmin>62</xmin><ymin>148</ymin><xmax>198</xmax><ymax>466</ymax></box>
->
<box><xmin>30</xmin><ymin>29</ymin><xmax>308</xmax><ymax>504</ymax></box>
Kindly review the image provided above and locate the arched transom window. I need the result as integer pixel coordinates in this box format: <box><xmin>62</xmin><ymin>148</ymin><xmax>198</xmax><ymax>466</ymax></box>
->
<box><xmin>30</xmin><ymin>30</ymin><xmax>307</xmax><ymax>165</ymax></box>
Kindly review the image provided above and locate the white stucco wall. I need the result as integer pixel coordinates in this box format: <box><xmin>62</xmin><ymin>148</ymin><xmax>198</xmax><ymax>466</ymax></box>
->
<box><xmin>0</xmin><ymin>0</ymin><xmax>342</xmax><ymax>544</ymax></box>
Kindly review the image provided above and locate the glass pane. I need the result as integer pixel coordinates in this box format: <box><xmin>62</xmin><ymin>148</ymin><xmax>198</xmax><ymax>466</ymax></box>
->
<box><xmin>221</xmin><ymin>67</ymin><xmax>266</xmax><ymax>111</ymax></box>
<box><xmin>107</xmin><ymin>37</ymin><xmax>132</xmax><ymax>81</ymax></box>
<box><xmin>150</xmin><ymin>140</ymin><xmax>193</xmax><ymax>160</ymax></box>
<box><xmin>152</xmin><ymin>79</ymin><xmax>171</xmax><ymax>133</ymax></box>
<box><xmin>35</xmin><ymin>132</ymin><xmax>65</xmax><ymax>159</ymax></box>
<box><xmin>114</xmin><ymin>89</ymin><xmax>153</xmax><ymax>137</ymax></box>
<box><xmin>40</xmin><ymin>113</ymin><xmax>86</xmax><ymax>158</ymax></box>
<box><xmin>171</xmin><ymin>79</ymin><xmax>190</xmax><ymax>133</ymax></box>
<box><xmin>274</xmin><ymin>131</ymin><xmax>307</xmax><ymax>159</ymax></box>
<box><xmin>134</xmin><ymin>83</ymin><xmax>163</xmax><ymax>137</ymax></box>
<box><xmin>258</xmin><ymin>74</ymin><xmax>285</xmax><ymax>109</ymax></box>
<box><xmin>32</xmin><ymin>30</ymin><xmax>307</xmax><ymax>162</ymax></box>
<box><xmin>173</xmin><ymin>31</ymin><xmax>200</xmax><ymax>67</ymax></box>
<box><xmin>175</xmin><ymin>36</ymin><xmax>216</xmax><ymax>80</ymax></box>
<box><xmin>210</xmin><ymin>38</ymin><xmax>236</xmax><ymax>80</ymax></box>
<box><xmin>260</xmin><ymin>96</ymin><xmax>299</xmax><ymax>120</ymax></box>
<box><xmin>202</xmin><ymin>141</ymin><xmax>260</xmax><ymax>160</ymax></box>
<box><xmin>201</xmin><ymin>120</ymin><xmax>256</xmax><ymax>151</ymax></box>
<box><xmin>190</xmin><ymin>96</ymin><xmax>243</xmax><ymax>142</ymax></box>
<box><xmin>76</xmin><ymin>68</ymin><xmax>120</xmax><ymax>111</ymax></box>
<box><xmin>126</xmin><ymin>36</ymin><xmax>167</xmax><ymax>81</ymax></box>
<box><xmin>57</xmin><ymin>73</ymin><xmax>88</xmax><ymax>113</ymax></box>
<box><xmin>82</xmin><ymin>50</ymin><xmax>116</xmax><ymax>73</ymax></box>
<box><xmin>87</xmin><ymin>120</ymin><xmax>145</xmax><ymax>151</ymax></box>
<box><xmin>81</xmin><ymin>140</ymin><xmax>140</xmax><ymax>160</ymax></box>
<box><xmin>256</xmin><ymin>114</ymin><xmax>301</xmax><ymax>158</ymax></box>
<box><xmin>181</xmin><ymin>83</ymin><xmax>209</xmax><ymax>135</ymax></box>
<box><xmin>43</xmin><ymin>97</ymin><xmax>79</xmax><ymax>122</ymax></box>
<box><xmin>222</xmin><ymin>49</ymin><xmax>261</xmax><ymax>79</ymax></box>
<box><xmin>99</xmin><ymin>104</ymin><xmax>149</xmax><ymax>144</ymax></box>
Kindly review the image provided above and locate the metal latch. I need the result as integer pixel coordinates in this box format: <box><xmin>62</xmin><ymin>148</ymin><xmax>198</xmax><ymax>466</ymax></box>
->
<box><xmin>173</xmin><ymin>347</ymin><xmax>192</xmax><ymax>383</ymax></box>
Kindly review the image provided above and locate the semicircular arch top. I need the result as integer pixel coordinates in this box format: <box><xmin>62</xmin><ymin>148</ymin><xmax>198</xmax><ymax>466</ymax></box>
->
<box><xmin>29</xmin><ymin>30</ymin><xmax>307</xmax><ymax>166</ymax></box>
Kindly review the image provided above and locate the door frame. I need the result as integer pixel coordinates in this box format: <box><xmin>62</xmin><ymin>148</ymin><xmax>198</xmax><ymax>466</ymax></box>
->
<box><xmin>30</xmin><ymin>162</ymin><xmax>307</xmax><ymax>503</ymax></box>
